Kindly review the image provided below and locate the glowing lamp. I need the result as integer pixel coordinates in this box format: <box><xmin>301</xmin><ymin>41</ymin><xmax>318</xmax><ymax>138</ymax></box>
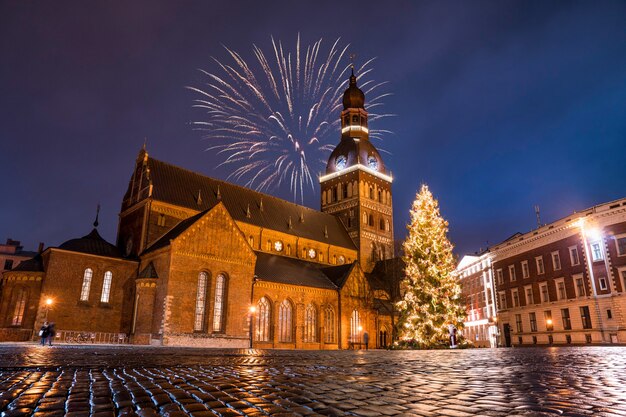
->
<box><xmin>358</xmin><ymin>326</ymin><xmax>363</xmax><ymax>332</ymax></box>
<box><xmin>249</xmin><ymin>306</ymin><xmax>256</xmax><ymax>313</ymax></box>
<box><xmin>587</xmin><ymin>228</ymin><xmax>602</xmax><ymax>241</ymax></box>
<box><xmin>45</xmin><ymin>298</ymin><xmax>53</xmax><ymax>306</ymax></box>
<box><xmin>546</xmin><ymin>319</ymin><xmax>553</xmax><ymax>326</ymax></box>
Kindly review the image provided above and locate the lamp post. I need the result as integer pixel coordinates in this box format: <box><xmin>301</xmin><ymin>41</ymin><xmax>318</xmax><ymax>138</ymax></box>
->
<box><xmin>249</xmin><ymin>305</ymin><xmax>256</xmax><ymax>348</ymax></box>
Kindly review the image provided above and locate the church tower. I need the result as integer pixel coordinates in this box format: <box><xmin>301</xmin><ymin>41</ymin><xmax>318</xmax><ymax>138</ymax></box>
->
<box><xmin>320</xmin><ymin>70</ymin><xmax>394</xmax><ymax>272</ymax></box>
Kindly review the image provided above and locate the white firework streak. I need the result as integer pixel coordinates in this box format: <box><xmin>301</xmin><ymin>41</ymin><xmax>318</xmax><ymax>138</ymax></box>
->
<box><xmin>189</xmin><ymin>34</ymin><xmax>392</xmax><ymax>203</ymax></box>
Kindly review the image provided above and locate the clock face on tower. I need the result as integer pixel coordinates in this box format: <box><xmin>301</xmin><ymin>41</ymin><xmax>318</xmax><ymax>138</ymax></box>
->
<box><xmin>274</xmin><ymin>241</ymin><xmax>283</xmax><ymax>252</ymax></box>
<box><xmin>335</xmin><ymin>155</ymin><xmax>347</xmax><ymax>170</ymax></box>
<box><xmin>367</xmin><ymin>155</ymin><xmax>378</xmax><ymax>170</ymax></box>
<box><xmin>308</xmin><ymin>248</ymin><xmax>317</xmax><ymax>259</ymax></box>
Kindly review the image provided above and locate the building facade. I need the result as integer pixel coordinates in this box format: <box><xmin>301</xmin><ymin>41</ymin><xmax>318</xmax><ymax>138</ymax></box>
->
<box><xmin>492</xmin><ymin>199</ymin><xmax>626</xmax><ymax>346</ymax></box>
<box><xmin>0</xmin><ymin>73</ymin><xmax>400</xmax><ymax>348</ymax></box>
<box><xmin>455</xmin><ymin>252</ymin><xmax>498</xmax><ymax>347</ymax></box>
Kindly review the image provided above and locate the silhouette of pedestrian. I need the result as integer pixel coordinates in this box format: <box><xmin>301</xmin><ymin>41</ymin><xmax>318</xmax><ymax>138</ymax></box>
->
<box><xmin>39</xmin><ymin>322</ymin><xmax>49</xmax><ymax>346</ymax></box>
<box><xmin>47</xmin><ymin>322</ymin><xmax>56</xmax><ymax>346</ymax></box>
<box><xmin>363</xmin><ymin>331</ymin><xmax>369</xmax><ymax>350</ymax></box>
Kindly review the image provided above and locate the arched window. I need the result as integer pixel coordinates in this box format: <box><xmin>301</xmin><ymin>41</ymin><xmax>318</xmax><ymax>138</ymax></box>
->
<box><xmin>266</xmin><ymin>240</ymin><xmax>272</xmax><ymax>251</ymax></box>
<box><xmin>322</xmin><ymin>190</ymin><xmax>326</xmax><ymax>205</ymax></box>
<box><xmin>353</xmin><ymin>181</ymin><xmax>358</xmax><ymax>196</ymax></box>
<box><xmin>324</xmin><ymin>306</ymin><xmax>335</xmax><ymax>343</ymax></box>
<box><xmin>369</xmin><ymin>187</ymin><xmax>374</xmax><ymax>199</ymax></box>
<box><xmin>101</xmin><ymin>271</ymin><xmax>112</xmax><ymax>303</ymax></box>
<box><xmin>385</xmin><ymin>219</ymin><xmax>390</xmax><ymax>231</ymax></box>
<box><xmin>378</xmin><ymin>190</ymin><xmax>382</xmax><ymax>202</ymax></box>
<box><xmin>278</xmin><ymin>300</ymin><xmax>293</xmax><ymax>343</ymax></box>
<box><xmin>347</xmin><ymin>182</ymin><xmax>352</xmax><ymax>197</ymax></box>
<box><xmin>286</xmin><ymin>244</ymin><xmax>291</xmax><ymax>256</ymax></box>
<box><xmin>248</xmin><ymin>236</ymin><xmax>254</xmax><ymax>247</ymax></box>
<box><xmin>11</xmin><ymin>288</ymin><xmax>27</xmax><ymax>326</ymax></box>
<box><xmin>352</xmin><ymin>115</ymin><xmax>358</xmax><ymax>124</ymax></box>
<box><xmin>194</xmin><ymin>272</ymin><xmax>208</xmax><ymax>331</ymax></box>
<box><xmin>255</xmin><ymin>297</ymin><xmax>271</xmax><ymax>342</ymax></box>
<box><xmin>363</xmin><ymin>212</ymin><xmax>368</xmax><ymax>225</ymax></box>
<box><xmin>379</xmin><ymin>219</ymin><xmax>385</xmax><ymax>230</ymax></box>
<box><xmin>350</xmin><ymin>309</ymin><xmax>361</xmax><ymax>343</ymax></box>
<box><xmin>80</xmin><ymin>268</ymin><xmax>93</xmax><ymax>301</ymax></box>
<box><xmin>304</xmin><ymin>304</ymin><xmax>317</xmax><ymax>343</ymax></box>
<box><xmin>342</xmin><ymin>183</ymin><xmax>348</xmax><ymax>199</ymax></box>
<box><xmin>212</xmin><ymin>274</ymin><xmax>226</xmax><ymax>332</ymax></box>
<box><xmin>319</xmin><ymin>252</ymin><xmax>324</xmax><ymax>262</ymax></box>
<box><xmin>369</xmin><ymin>214</ymin><xmax>374</xmax><ymax>227</ymax></box>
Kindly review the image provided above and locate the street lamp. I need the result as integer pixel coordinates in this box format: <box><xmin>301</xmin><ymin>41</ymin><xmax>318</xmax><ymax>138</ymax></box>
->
<box><xmin>44</xmin><ymin>298</ymin><xmax>53</xmax><ymax>320</ymax></box>
<box><xmin>249</xmin><ymin>305</ymin><xmax>256</xmax><ymax>348</ymax></box>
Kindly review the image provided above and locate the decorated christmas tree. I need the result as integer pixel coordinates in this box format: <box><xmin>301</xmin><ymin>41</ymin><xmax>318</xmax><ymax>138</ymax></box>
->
<box><xmin>396</xmin><ymin>184</ymin><xmax>465</xmax><ymax>348</ymax></box>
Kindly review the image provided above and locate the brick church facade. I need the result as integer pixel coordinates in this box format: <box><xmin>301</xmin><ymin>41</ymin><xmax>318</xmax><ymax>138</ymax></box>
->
<box><xmin>0</xmin><ymin>73</ymin><xmax>399</xmax><ymax>348</ymax></box>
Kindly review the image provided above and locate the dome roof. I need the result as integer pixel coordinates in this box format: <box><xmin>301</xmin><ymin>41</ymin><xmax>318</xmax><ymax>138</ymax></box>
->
<box><xmin>325</xmin><ymin>138</ymin><xmax>386</xmax><ymax>175</ymax></box>
<box><xmin>342</xmin><ymin>71</ymin><xmax>365</xmax><ymax>109</ymax></box>
<box><xmin>59</xmin><ymin>229</ymin><xmax>123</xmax><ymax>258</ymax></box>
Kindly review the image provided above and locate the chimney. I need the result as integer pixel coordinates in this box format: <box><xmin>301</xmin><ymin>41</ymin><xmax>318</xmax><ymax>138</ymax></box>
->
<box><xmin>38</xmin><ymin>242</ymin><xmax>44</xmax><ymax>253</ymax></box>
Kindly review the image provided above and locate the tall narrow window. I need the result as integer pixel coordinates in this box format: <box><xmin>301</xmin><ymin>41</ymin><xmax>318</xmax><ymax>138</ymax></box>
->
<box><xmin>194</xmin><ymin>272</ymin><xmax>208</xmax><ymax>331</ymax></box>
<box><xmin>561</xmin><ymin>308</ymin><xmax>571</xmax><ymax>330</ymax></box>
<box><xmin>580</xmin><ymin>306</ymin><xmax>592</xmax><ymax>329</ymax></box>
<box><xmin>551</xmin><ymin>251</ymin><xmax>561</xmax><ymax>270</ymax></box>
<box><xmin>521</xmin><ymin>261</ymin><xmax>529</xmax><ymax>279</ymax></box>
<box><xmin>80</xmin><ymin>268</ymin><xmax>93</xmax><ymax>301</ymax></box>
<box><xmin>535</xmin><ymin>256</ymin><xmax>545</xmax><ymax>275</ymax></box>
<box><xmin>11</xmin><ymin>288</ymin><xmax>27</xmax><ymax>326</ymax></box>
<box><xmin>304</xmin><ymin>304</ymin><xmax>317</xmax><ymax>343</ymax></box>
<box><xmin>278</xmin><ymin>300</ymin><xmax>293</xmax><ymax>342</ymax></box>
<box><xmin>515</xmin><ymin>314</ymin><xmax>523</xmax><ymax>333</ymax></box>
<box><xmin>569</xmin><ymin>246</ymin><xmax>580</xmax><ymax>266</ymax></box>
<box><xmin>591</xmin><ymin>242</ymin><xmax>603</xmax><ymax>261</ymax></box>
<box><xmin>350</xmin><ymin>309</ymin><xmax>361</xmax><ymax>343</ymax></box>
<box><xmin>324</xmin><ymin>306</ymin><xmax>335</xmax><ymax>343</ymax></box>
<box><xmin>212</xmin><ymin>274</ymin><xmax>226</xmax><ymax>332</ymax></box>
<box><xmin>255</xmin><ymin>297</ymin><xmax>271</xmax><ymax>342</ymax></box>
<box><xmin>101</xmin><ymin>271</ymin><xmax>112</xmax><ymax>303</ymax></box>
<box><xmin>529</xmin><ymin>312</ymin><xmax>537</xmax><ymax>332</ymax></box>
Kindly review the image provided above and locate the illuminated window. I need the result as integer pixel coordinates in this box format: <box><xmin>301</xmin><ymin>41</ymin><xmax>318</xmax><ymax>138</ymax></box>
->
<box><xmin>385</xmin><ymin>219</ymin><xmax>390</xmax><ymax>231</ymax></box>
<box><xmin>248</xmin><ymin>236</ymin><xmax>254</xmax><ymax>247</ymax></box>
<box><xmin>80</xmin><ymin>268</ymin><xmax>93</xmax><ymax>301</ymax></box>
<box><xmin>363</xmin><ymin>212</ymin><xmax>368</xmax><ymax>225</ymax></box>
<box><xmin>194</xmin><ymin>272</ymin><xmax>208</xmax><ymax>331</ymax></box>
<box><xmin>324</xmin><ymin>306</ymin><xmax>335</xmax><ymax>343</ymax></box>
<box><xmin>11</xmin><ymin>288</ymin><xmax>27</xmax><ymax>326</ymax></box>
<box><xmin>255</xmin><ymin>297</ymin><xmax>271</xmax><ymax>342</ymax></box>
<box><xmin>212</xmin><ymin>274</ymin><xmax>226</xmax><ymax>332</ymax></box>
<box><xmin>278</xmin><ymin>300</ymin><xmax>293</xmax><ymax>343</ymax></box>
<box><xmin>590</xmin><ymin>242</ymin><xmax>603</xmax><ymax>261</ymax></box>
<box><xmin>544</xmin><ymin>310</ymin><xmax>553</xmax><ymax>331</ymax></box>
<box><xmin>303</xmin><ymin>304</ymin><xmax>317</xmax><ymax>343</ymax></box>
<box><xmin>100</xmin><ymin>271</ymin><xmax>112</xmax><ymax>303</ymax></box>
<box><xmin>350</xmin><ymin>309</ymin><xmax>361</xmax><ymax>343</ymax></box>
<box><xmin>157</xmin><ymin>214</ymin><xmax>166</xmax><ymax>227</ymax></box>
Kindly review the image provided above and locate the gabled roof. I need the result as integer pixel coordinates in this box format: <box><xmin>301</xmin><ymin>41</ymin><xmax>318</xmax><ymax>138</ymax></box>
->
<box><xmin>138</xmin><ymin>262</ymin><xmax>159</xmax><ymax>278</ymax></box>
<box><xmin>9</xmin><ymin>255</ymin><xmax>44</xmax><ymax>272</ymax></box>
<box><xmin>142</xmin><ymin>157</ymin><xmax>356</xmax><ymax>250</ymax></box>
<box><xmin>144</xmin><ymin>209</ymin><xmax>208</xmax><ymax>253</ymax></box>
<box><xmin>58</xmin><ymin>229</ymin><xmax>124</xmax><ymax>258</ymax></box>
<box><xmin>321</xmin><ymin>262</ymin><xmax>356</xmax><ymax>288</ymax></box>
<box><xmin>254</xmin><ymin>252</ymin><xmax>340</xmax><ymax>290</ymax></box>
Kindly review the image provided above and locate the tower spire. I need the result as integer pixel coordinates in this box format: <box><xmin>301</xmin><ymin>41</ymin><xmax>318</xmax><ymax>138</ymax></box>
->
<box><xmin>93</xmin><ymin>203</ymin><xmax>100</xmax><ymax>228</ymax></box>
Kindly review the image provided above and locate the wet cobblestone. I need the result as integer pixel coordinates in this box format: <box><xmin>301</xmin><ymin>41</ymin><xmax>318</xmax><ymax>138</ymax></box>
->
<box><xmin>1</xmin><ymin>345</ymin><xmax>625</xmax><ymax>417</ymax></box>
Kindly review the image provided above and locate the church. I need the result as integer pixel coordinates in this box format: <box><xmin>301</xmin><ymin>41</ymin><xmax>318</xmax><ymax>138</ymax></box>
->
<box><xmin>0</xmin><ymin>72</ymin><xmax>400</xmax><ymax>349</ymax></box>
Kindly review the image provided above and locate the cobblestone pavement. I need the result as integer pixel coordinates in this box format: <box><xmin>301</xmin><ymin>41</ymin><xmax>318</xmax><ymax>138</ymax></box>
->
<box><xmin>1</xmin><ymin>345</ymin><xmax>626</xmax><ymax>417</ymax></box>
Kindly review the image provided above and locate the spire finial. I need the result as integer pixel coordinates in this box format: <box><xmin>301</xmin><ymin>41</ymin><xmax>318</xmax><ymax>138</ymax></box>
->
<box><xmin>216</xmin><ymin>185</ymin><xmax>221</xmax><ymax>201</ymax></box>
<box><xmin>246</xmin><ymin>204</ymin><xmax>251</xmax><ymax>218</ymax></box>
<box><xmin>196</xmin><ymin>189</ymin><xmax>202</xmax><ymax>206</ymax></box>
<box><xmin>259</xmin><ymin>198</ymin><xmax>264</xmax><ymax>212</ymax></box>
<box><xmin>288</xmin><ymin>216</ymin><xmax>293</xmax><ymax>230</ymax></box>
<box><xmin>142</xmin><ymin>137</ymin><xmax>147</xmax><ymax>151</ymax></box>
<box><xmin>349</xmin><ymin>54</ymin><xmax>357</xmax><ymax>84</ymax></box>
<box><xmin>93</xmin><ymin>203</ymin><xmax>100</xmax><ymax>228</ymax></box>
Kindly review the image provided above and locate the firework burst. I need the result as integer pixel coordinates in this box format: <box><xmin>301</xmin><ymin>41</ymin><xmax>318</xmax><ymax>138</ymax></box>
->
<box><xmin>189</xmin><ymin>34</ymin><xmax>392</xmax><ymax>203</ymax></box>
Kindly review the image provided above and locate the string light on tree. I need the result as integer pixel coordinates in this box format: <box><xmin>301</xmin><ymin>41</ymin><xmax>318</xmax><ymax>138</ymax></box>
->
<box><xmin>396</xmin><ymin>184</ymin><xmax>465</xmax><ymax>348</ymax></box>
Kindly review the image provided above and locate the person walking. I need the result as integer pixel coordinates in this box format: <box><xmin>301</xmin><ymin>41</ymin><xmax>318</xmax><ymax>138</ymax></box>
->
<box><xmin>47</xmin><ymin>322</ymin><xmax>56</xmax><ymax>346</ymax></box>
<box><xmin>363</xmin><ymin>331</ymin><xmax>369</xmax><ymax>350</ymax></box>
<box><xmin>39</xmin><ymin>322</ymin><xmax>49</xmax><ymax>346</ymax></box>
<box><xmin>448</xmin><ymin>323</ymin><xmax>458</xmax><ymax>348</ymax></box>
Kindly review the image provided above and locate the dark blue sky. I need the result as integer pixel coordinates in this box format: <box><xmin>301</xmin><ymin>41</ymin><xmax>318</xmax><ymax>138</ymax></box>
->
<box><xmin>1</xmin><ymin>1</ymin><xmax>625</xmax><ymax>256</ymax></box>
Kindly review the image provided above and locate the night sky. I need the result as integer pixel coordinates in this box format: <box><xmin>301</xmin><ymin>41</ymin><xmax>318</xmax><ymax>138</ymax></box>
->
<box><xmin>1</xmin><ymin>1</ymin><xmax>625</xmax><ymax>257</ymax></box>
